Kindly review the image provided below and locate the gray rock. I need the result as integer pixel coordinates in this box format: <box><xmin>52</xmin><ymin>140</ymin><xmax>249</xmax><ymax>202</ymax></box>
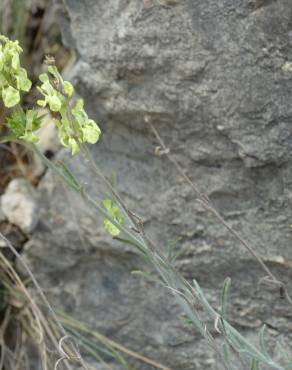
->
<box><xmin>26</xmin><ymin>0</ymin><xmax>292</xmax><ymax>368</ymax></box>
<box><xmin>0</xmin><ymin>206</ymin><xmax>5</xmax><ymax>223</ymax></box>
<box><xmin>1</xmin><ymin>178</ymin><xmax>39</xmax><ymax>234</ymax></box>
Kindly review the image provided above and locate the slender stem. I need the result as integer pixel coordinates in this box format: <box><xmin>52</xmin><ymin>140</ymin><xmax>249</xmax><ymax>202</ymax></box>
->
<box><xmin>31</xmin><ymin>143</ymin><xmax>147</xmax><ymax>255</ymax></box>
<box><xmin>80</xmin><ymin>144</ymin><xmax>145</xmax><ymax>244</ymax></box>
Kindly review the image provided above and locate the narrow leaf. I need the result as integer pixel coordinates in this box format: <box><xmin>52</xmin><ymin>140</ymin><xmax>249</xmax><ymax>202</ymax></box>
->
<box><xmin>251</xmin><ymin>358</ymin><xmax>260</xmax><ymax>370</ymax></box>
<box><xmin>131</xmin><ymin>270</ymin><xmax>162</xmax><ymax>285</ymax></box>
<box><xmin>220</xmin><ymin>277</ymin><xmax>231</xmax><ymax>318</ymax></box>
<box><xmin>258</xmin><ymin>325</ymin><xmax>270</xmax><ymax>359</ymax></box>
<box><xmin>56</xmin><ymin>161</ymin><xmax>82</xmax><ymax>191</ymax></box>
<box><xmin>222</xmin><ymin>342</ymin><xmax>230</xmax><ymax>365</ymax></box>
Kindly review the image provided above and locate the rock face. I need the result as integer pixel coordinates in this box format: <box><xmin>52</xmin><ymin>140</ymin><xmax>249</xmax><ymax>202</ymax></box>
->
<box><xmin>26</xmin><ymin>0</ymin><xmax>292</xmax><ymax>369</ymax></box>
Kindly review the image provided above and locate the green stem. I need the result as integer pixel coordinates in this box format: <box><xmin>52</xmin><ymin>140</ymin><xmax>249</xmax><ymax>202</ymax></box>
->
<box><xmin>30</xmin><ymin>144</ymin><xmax>287</xmax><ymax>370</ymax></box>
<box><xmin>31</xmin><ymin>143</ymin><xmax>147</xmax><ymax>257</ymax></box>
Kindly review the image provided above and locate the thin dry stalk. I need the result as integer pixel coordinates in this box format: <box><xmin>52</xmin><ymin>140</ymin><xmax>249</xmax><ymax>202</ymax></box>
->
<box><xmin>0</xmin><ymin>243</ymin><xmax>75</xmax><ymax>370</ymax></box>
<box><xmin>148</xmin><ymin>121</ymin><xmax>292</xmax><ymax>306</ymax></box>
<box><xmin>0</xmin><ymin>233</ymin><xmax>67</xmax><ymax>337</ymax></box>
<box><xmin>59</xmin><ymin>314</ymin><xmax>172</xmax><ymax>370</ymax></box>
<box><xmin>0</xmin><ymin>306</ymin><xmax>11</xmax><ymax>370</ymax></box>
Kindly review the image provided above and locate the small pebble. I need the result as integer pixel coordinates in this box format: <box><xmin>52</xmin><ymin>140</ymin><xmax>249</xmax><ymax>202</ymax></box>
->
<box><xmin>1</xmin><ymin>178</ymin><xmax>39</xmax><ymax>234</ymax></box>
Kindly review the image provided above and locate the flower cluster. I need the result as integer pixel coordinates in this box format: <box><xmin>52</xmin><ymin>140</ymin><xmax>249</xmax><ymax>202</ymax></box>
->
<box><xmin>37</xmin><ymin>65</ymin><xmax>101</xmax><ymax>154</ymax></box>
<box><xmin>0</xmin><ymin>35</ymin><xmax>31</xmax><ymax>107</ymax></box>
<box><xmin>1</xmin><ymin>35</ymin><xmax>115</xmax><ymax>236</ymax></box>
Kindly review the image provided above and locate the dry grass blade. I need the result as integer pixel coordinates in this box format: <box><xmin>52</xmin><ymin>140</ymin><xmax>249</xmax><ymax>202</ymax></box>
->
<box><xmin>0</xmin><ymin>232</ymin><xmax>67</xmax><ymax>337</ymax></box>
<box><xmin>0</xmin><ymin>254</ymin><xmax>47</xmax><ymax>370</ymax></box>
<box><xmin>0</xmin><ymin>238</ymin><xmax>75</xmax><ymax>370</ymax></box>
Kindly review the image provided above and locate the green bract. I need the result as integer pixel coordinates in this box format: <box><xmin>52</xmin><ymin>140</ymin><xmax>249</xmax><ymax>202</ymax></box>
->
<box><xmin>6</xmin><ymin>109</ymin><xmax>42</xmax><ymax>143</ymax></box>
<box><xmin>102</xmin><ymin>199</ymin><xmax>124</xmax><ymax>236</ymax></box>
<box><xmin>2</xmin><ymin>85</ymin><xmax>20</xmax><ymax>108</ymax></box>
<box><xmin>37</xmin><ymin>73</ymin><xmax>63</xmax><ymax>112</ymax></box>
<box><xmin>37</xmin><ymin>66</ymin><xmax>101</xmax><ymax>155</ymax></box>
<box><xmin>0</xmin><ymin>35</ymin><xmax>32</xmax><ymax>108</ymax></box>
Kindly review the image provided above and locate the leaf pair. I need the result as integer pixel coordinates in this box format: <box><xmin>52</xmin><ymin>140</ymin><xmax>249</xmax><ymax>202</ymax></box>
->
<box><xmin>102</xmin><ymin>199</ymin><xmax>124</xmax><ymax>236</ymax></box>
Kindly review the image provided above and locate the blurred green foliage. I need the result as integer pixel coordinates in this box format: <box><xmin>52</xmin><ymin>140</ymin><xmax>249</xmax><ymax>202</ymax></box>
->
<box><xmin>0</xmin><ymin>0</ymin><xmax>27</xmax><ymax>47</ymax></box>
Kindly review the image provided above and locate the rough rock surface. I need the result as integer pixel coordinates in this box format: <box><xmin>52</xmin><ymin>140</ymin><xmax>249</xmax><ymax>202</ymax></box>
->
<box><xmin>0</xmin><ymin>206</ymin><xmax>5</xmax><ymax>224</ymax></box>
<box><xmin>26</xmin><ymin>0</ymin><xmax>292</xmax><ymax>369</ymax></box>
